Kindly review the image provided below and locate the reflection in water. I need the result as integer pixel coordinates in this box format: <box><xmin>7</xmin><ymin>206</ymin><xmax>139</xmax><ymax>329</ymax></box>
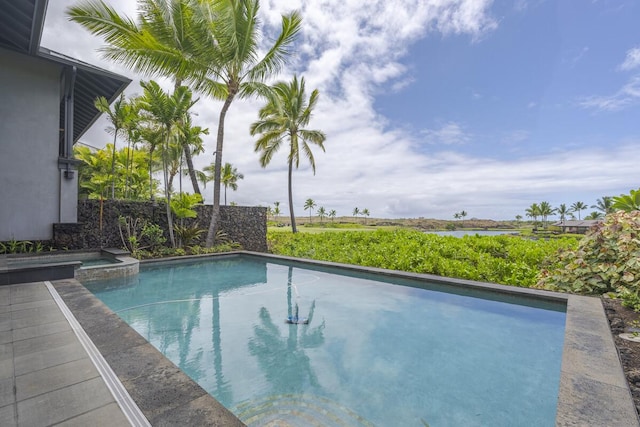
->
<box><xmin>248</xmin><ymin>267</ymin><xmax>325</xmax><ymax>395</ymax></box>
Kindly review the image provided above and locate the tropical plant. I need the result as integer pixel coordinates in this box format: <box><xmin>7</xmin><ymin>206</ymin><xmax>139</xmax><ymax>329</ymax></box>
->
<box><xmin>68</xmin><ymin>0</ymin><xmax>210</xmax><ymax>196</ymax></box>
<box><xmin>460</xmin><ymin>210</ymin><xmax>467</xmax><ymax>222</ymax></box>
<box><xmin>220</xmin><ymin>163</ymin><xmax>244</xmax><ymax>205</ymax></box>
<box><xmin>515</xmin><ymin>214</ymin><xmax>522</xmax><ymax>223</ymax></box>
<box><xmin>584</xmin><ymin>211</ymin><xmax>604</xmax><ymax>220</ymax></box>
<box><xmin>252</xmin><ymin>76</ymin><xmax>326</xmax><ymax>234</ymax></box>
<box><xmin>362</xmin><ymin>208</ymin><xmax>370</xmax><ymax>224</ymax></box>
<box><xmin>317</xmin><ymin>207</ymin><xmax>326</xmax><ymax>223</ymax></box>
<box><xmin>195</xmin><ymin>2</ymin><xmax>302</xmax><ymax>245</ymax></box>
<box><xmin>304</xmin><ymin>199</ymin><xmax>316</xmax><ymax>223</ymax></box>
<box><xmin>570</xmin><ymin>201</ymin><xmax>587</xmax><ymax>220</ymax></box>
<box><xmin>591</xmin><ymin>196</ymin><xmax>614</xmax><ymax>214</ymax></box>
<box><xmin>537</xmin><ymin>211</ymin><xmax>640</xmax><ymax>296</ymax></box>
<box><xmin>525</xmin><ymin>203</ymin><xmax>540</xmax><ymax>226</ymax></box>
<box><xmin>454</xmin><ymin>212</ymin><xmax>461</xmax><ymax>220</ymax></box>
<box><xmin>68</xmin><ymin>0</ymin><xmax>302</xmax><ymax>245</ymax></box>
<box><xmin>556</xmin><ymin>204</ymin><xmax>569</xmax><ymax>223</ymax></box>
<box><xmin>329</xmin><ymin>209</ymin><xmax>337</xmax><ymax>222</ymax></box>
<box><xmin>353</xmin><ymin>207</ymin><xmax>360</xmax><ymax>221</ymax></box>
<box><xmin>268</xmin><ymin>229</ymin><xmax>577</xmax><ymax>288</ymax></box>
<box><xmin>94</xmin><ymin>94</ymin><xmax>134</xmax><ymax>198</ymax></box>
<box><xmin>612</xmin><ymin>189</ymin><xmax>640</xmax><ymax>212</ymax></box>
<box><xmin>538</xmin><ymin>201</ymin><xmax>555</xmax><ymax>229</ymax></box>
<box><xmin>272</xmin><ymin>201</ymin><xmax>282</xmax><ymax>221</ymax></box>
<box><xmin>138</xmin><ymin>81</ymin><xmax>196</xmax><ymax>247</ymax></box>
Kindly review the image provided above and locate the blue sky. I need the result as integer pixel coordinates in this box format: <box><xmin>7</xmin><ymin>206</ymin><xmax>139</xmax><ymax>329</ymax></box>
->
<box><xmin>42</xmin><ymin>0</ymin><xmax>640</xmax><ymax>220</ymax></box>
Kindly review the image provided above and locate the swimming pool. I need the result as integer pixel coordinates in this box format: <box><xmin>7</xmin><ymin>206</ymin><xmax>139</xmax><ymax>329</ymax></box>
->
<box><xmin>85</xmin><ymin>255</ymin><xmax>566</xmax><ymax>426</ymax></box>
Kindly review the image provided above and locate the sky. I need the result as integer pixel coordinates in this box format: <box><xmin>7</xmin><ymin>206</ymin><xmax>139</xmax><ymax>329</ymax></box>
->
<box><xmin>41</xmin><ymin>0</ymin><xmax>640</xmax><ymax>220</ymax></box>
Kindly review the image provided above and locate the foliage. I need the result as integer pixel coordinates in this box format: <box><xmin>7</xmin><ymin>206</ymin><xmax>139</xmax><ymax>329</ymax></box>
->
<box><xmin>75</xmin><ymin>144</ymin><xmax>159</xmax><ymax>200</ymax></box>
<box><xmin>170</xmin><ymin>192</ymin><xmax>203</xmax><ymax>220</ymax></box>
<box><xmin>612</xmin><ymin>188</ymin><xmax>640</xmax><ymax>212</ymax></box>
<box><xmin>174</xmin><ymin>223</ymin><xmax>206</xmax><ymax>248</ymax></box>
<box><xmin>536</xmin><ymin>211</ymin><xmax>640</xmax><ymax>296</ymax></box>
<box><xmin>0</xmin><ymin>239</ymin><xmax>45</xmax><ymax>254</ymax></box>
<box><xmin>268</xmin><ymin>229</ymin><xmax>577</xmax><ymax>287</ymax></box>
<box><xmin>117</xmin><ymin>216</ymin><xmax>166</xmax><ymax>256</ymax></box>
<box><xmin>252</xmin><ymin>76</ymin><xmax>326</xmax><ymax>233</ymax></box>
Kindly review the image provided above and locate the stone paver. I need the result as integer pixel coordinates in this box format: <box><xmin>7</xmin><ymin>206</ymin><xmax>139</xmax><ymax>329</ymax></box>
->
<box><xmin>2</xmin><ymin>282</ymin><xmax>134</xmax><ymax>427</ymax></box>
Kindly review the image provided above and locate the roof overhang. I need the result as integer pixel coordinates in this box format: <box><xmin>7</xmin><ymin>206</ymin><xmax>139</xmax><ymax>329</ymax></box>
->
<box><xmin>0</xmin><ymin>0</ymin><xmax>132</xmax><ymax>142</ymax></box>
<box><xmin>38</xmin><ymin>47</ymin><xmax>132</xmax><ymax>142</ymax></box>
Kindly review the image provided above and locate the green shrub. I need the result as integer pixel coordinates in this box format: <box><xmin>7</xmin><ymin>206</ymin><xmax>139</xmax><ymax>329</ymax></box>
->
<box><xmin>268</xmin><ymin>229</ymin><xmax>576</xmax><ymax>287</ymax></box>
<box><xmin>536</xmin><ymin>211</ymin><xmax>640</xmax><ymax>296</ymax></box>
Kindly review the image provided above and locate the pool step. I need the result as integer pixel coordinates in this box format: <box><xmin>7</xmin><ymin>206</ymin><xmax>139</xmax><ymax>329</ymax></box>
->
<box><xmin>233</xmin><ymin>393</ymin><xmax>374</xmax><ymax>427</ymax></box>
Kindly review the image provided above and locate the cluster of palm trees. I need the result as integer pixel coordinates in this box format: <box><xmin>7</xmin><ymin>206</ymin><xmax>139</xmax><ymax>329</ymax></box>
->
<box><xmin>524</xmin><ymin>192</ymin><xmax>640</xmax><ymax>229</ymax></box>
<box><xmin>352</xmin><ymin>207</ymin><xmax>371</xmax><ymax>224</ymax></box>
<box><xmin>453</xmin><ymin>211</ymin><xmax>468</xmax><ymax>221</ymax></box>
<box><xmin>69</xmin><ymin>0</ymin><xmax>324</xmax><ymax>239</ymax></box>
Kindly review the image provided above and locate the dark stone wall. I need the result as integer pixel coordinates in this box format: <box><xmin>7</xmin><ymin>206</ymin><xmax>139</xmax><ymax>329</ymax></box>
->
<box><xmin>51</xmin><ymin>200</ymin><xmax>267</xmax><ymax>252</ymax></box>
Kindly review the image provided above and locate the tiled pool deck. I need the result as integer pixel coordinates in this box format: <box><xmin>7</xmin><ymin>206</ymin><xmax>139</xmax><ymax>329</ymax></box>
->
<box><xmin>1</xmin><ymin>253</ymin><xmax>639</xmax><ymax>426</ymax></box>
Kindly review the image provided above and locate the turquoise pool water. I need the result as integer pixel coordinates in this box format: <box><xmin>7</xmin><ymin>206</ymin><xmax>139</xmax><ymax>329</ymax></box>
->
<box><xmin>85</xmin><ymin>255</ymin><xmax>566</xmax><ymax>426</ymax></box>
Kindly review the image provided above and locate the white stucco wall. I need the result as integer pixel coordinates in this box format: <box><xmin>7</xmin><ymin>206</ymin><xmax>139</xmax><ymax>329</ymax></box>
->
<box><xmin>0</xmin><ymin>48</ymin><xmax>64</xmax><ymax>241</ymax></box>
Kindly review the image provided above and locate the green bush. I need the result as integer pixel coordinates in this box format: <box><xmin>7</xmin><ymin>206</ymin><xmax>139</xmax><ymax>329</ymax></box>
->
<box><xmin>268</xmin><ymin>229</ymin><xmax>576</xmax><ymax>287</ymax></box>
<box><xmin>536</xmin><ymin>211</ymin><xmax>640</xmax><ymax>296</ymax></box>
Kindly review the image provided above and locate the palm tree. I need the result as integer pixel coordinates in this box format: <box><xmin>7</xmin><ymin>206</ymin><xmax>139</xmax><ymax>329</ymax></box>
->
<box><xmin>362</xmin><ymin>208</ymin><xmax>370</xmax><ymax>224</ymax></box>
<box><xmin>459</xmin><ymin>210</ymin><xmax>468</xmax><ymax>226</ymax></box>
<box><xmin>68</xmin><ymin>0</ymin><xmax>209</xmax><ymax>196</ymax></box>
<box><xmin>138</xmin><ymin>81</ymin><xmax>196</xmax><ymax>248</ymax></box>
<box><xmin>353</xmin><ymin>207</ymin><xmax>360</xmax><ymax>222</ymax></box>
<box><xmin>178</xmin><ymin>114</ymin><xmax>208</xmax><ymax>194</ymax></box>
<box><xmin>454</xmin><ymin>212</ymin><xmax>461</xmax><ymax>220</ymax></box>
<box><xmin>191</xmin><ymin>2</ymin><xmax>302</xmax><ymax>245</ymax></box>
<box><xmin>273</xmin><ymin>201</ymin><xmax>281</xmax><ymax>221</ymax></box>
<box><xmin>68</xmin><ymin>0</ymin><xmax>302</xmax><ymax>245</ymax></box>
<box><xmin>220</xmin><ymin>163</ymin><xmax>244</xmax><ymax>205</ymax></box>
<box><xmin>591</xmin><ymin>196</ymin><xmax>614</xmax><ymax>215</ymax></box>
<box><xmin>515</xmin><ymin>214</ymin><xmax>522</xmax><ymax>223</ymax></box>
<box><xmin>328</xmin><ymin>209</ymin><xmax>337</xmax><ymax>222</ymax></box>
<box><xmin>317</xmin><ymin>207</ymin><xmax>326</xmax><ymax>223</ymax></box>
<box><xmin>556</xmin><ymin>203</ymin><xmax>570</xmax><ymax>224</ymax></box>
<box><xmin>570</xmin><ymin>201</ymin><xmax>588</xmax><ymax>220</ymax></box>
<box><xmin>584</xmin><ymin>211</ymin><xmax>604</xmax><ymax>220</ymax></box>
<box><xmin>94</xmin><ymin>94</ymin><xmax>133</xmax><ymax>199</ymax></box>
<box><xmin>304</xmin><ymin>199</ymin><xmax>316</xmax><ymax>223</ymax></box>
<box><xmin>538</xmin><ymin>201</ymin><xmax>555</xmax><ymax>229</ymax></box>
<box><xmin>525</xmin><ymin>203</ymin><xmax>540</xmax><ymax>226</ymax></box>
<box><xmin>251</xmin><ymin>76</ymin><xmax>326</xmax><ymax>234</ymax></box>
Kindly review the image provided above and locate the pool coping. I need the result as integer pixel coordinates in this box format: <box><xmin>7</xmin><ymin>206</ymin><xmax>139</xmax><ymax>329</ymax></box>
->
<box><xmin>60</xmin><ymin>251</ymin><xmax>640</xmax><ymax>426</ymax></box>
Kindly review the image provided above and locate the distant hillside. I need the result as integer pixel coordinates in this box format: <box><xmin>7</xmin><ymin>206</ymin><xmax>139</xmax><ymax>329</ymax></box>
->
<box><xmin>272</xmin><ymin>216</ymin><xmax>519</xmax><ymax>230</ymax></box>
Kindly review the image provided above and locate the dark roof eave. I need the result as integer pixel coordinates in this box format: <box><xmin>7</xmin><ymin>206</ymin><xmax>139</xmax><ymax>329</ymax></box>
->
<box><xmin>28</xmin><ymin>0</ymin><xmax>48</xmax><ymax>55</ymax></box>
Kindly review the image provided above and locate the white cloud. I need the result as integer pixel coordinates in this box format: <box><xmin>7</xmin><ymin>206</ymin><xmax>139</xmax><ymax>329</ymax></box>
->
<box><xmin>579</xmin><ymin>75</ymin><xmax>640</xmax><ymax>111</ymax></box>
<box><xmin>421</xmin><ymin>122</ymin><xmax>472</xmax><ymax>145</ymax></box>
<box><xmin>620</xmin><ymin>47</ymin><xmax>640</xmax><ymax>71</ymax></box>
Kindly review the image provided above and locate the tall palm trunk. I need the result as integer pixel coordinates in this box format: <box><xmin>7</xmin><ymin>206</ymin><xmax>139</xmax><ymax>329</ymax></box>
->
<box><xmin>110</xmin><ymin>133</ymin><xmax>118</xmax><ymax>198</ymax></box>
<box><xmin>162</xmin><ymin>132</ymin><xmax>176</xmax><ymax>247</ymax></box>
<box><xmin>288</xmin><ymin>159</ymin><xmax>297</xmax><ymax>233</ymax></box>
<box><xmin>183</xmin><ymin>145</ymin><xmax>201</xmax><ymax>195</ymax></box>
<box><xmin>174</xmin><ymin>79</ymin><xmax>201</xmax><ymax>196</ymax></box>
<box><xmin>205</xmin><ymin>94</ymin><xmax>234</xmax><ymax>246</ymax></box>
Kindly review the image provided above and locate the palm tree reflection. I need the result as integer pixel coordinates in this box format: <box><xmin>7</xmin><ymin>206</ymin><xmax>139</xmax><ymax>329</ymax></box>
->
<box><xmin>248</xmin><ymin>267</ymin><xmax>325</xmax><ymax>394</ymax></box>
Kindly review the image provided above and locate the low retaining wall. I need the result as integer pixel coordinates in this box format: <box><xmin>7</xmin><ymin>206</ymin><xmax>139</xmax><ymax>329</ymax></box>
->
<box><xmin>52</xmin><ymin>200</ymin><xmax>267</xmax><ymax>252</ymax></box>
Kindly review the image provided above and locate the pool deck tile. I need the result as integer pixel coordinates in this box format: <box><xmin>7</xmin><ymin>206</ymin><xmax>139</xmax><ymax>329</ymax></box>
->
<box><xmin>2</xmin><ymin>281</ymin><xmax>135</xmax><ymax>426</ymax></box>
<box><xmin>52</xmin><ymin>278</ymin><xmax>246</xmax><ymax>426</ymax></box>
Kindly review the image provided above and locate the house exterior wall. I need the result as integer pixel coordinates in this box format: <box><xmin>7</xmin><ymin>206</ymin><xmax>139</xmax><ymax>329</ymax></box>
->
<box><xmin>0</xmin><ymin>48</ymin><xmax>65</xmax><ymax>241</ymax></box>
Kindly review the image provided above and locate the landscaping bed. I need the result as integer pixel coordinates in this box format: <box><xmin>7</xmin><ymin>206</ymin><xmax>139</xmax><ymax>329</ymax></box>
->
<box><xmin>603</xmin><ymin>297</ymin><xmax>640</xmax><ymax>415</ymax></box>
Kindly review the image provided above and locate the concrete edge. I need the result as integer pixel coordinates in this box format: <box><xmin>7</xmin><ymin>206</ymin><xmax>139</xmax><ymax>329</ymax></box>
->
<box><xmin>44</xmin><ymin>281</ymin><xmax>151</xmax><ymax>427</ymax></box>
